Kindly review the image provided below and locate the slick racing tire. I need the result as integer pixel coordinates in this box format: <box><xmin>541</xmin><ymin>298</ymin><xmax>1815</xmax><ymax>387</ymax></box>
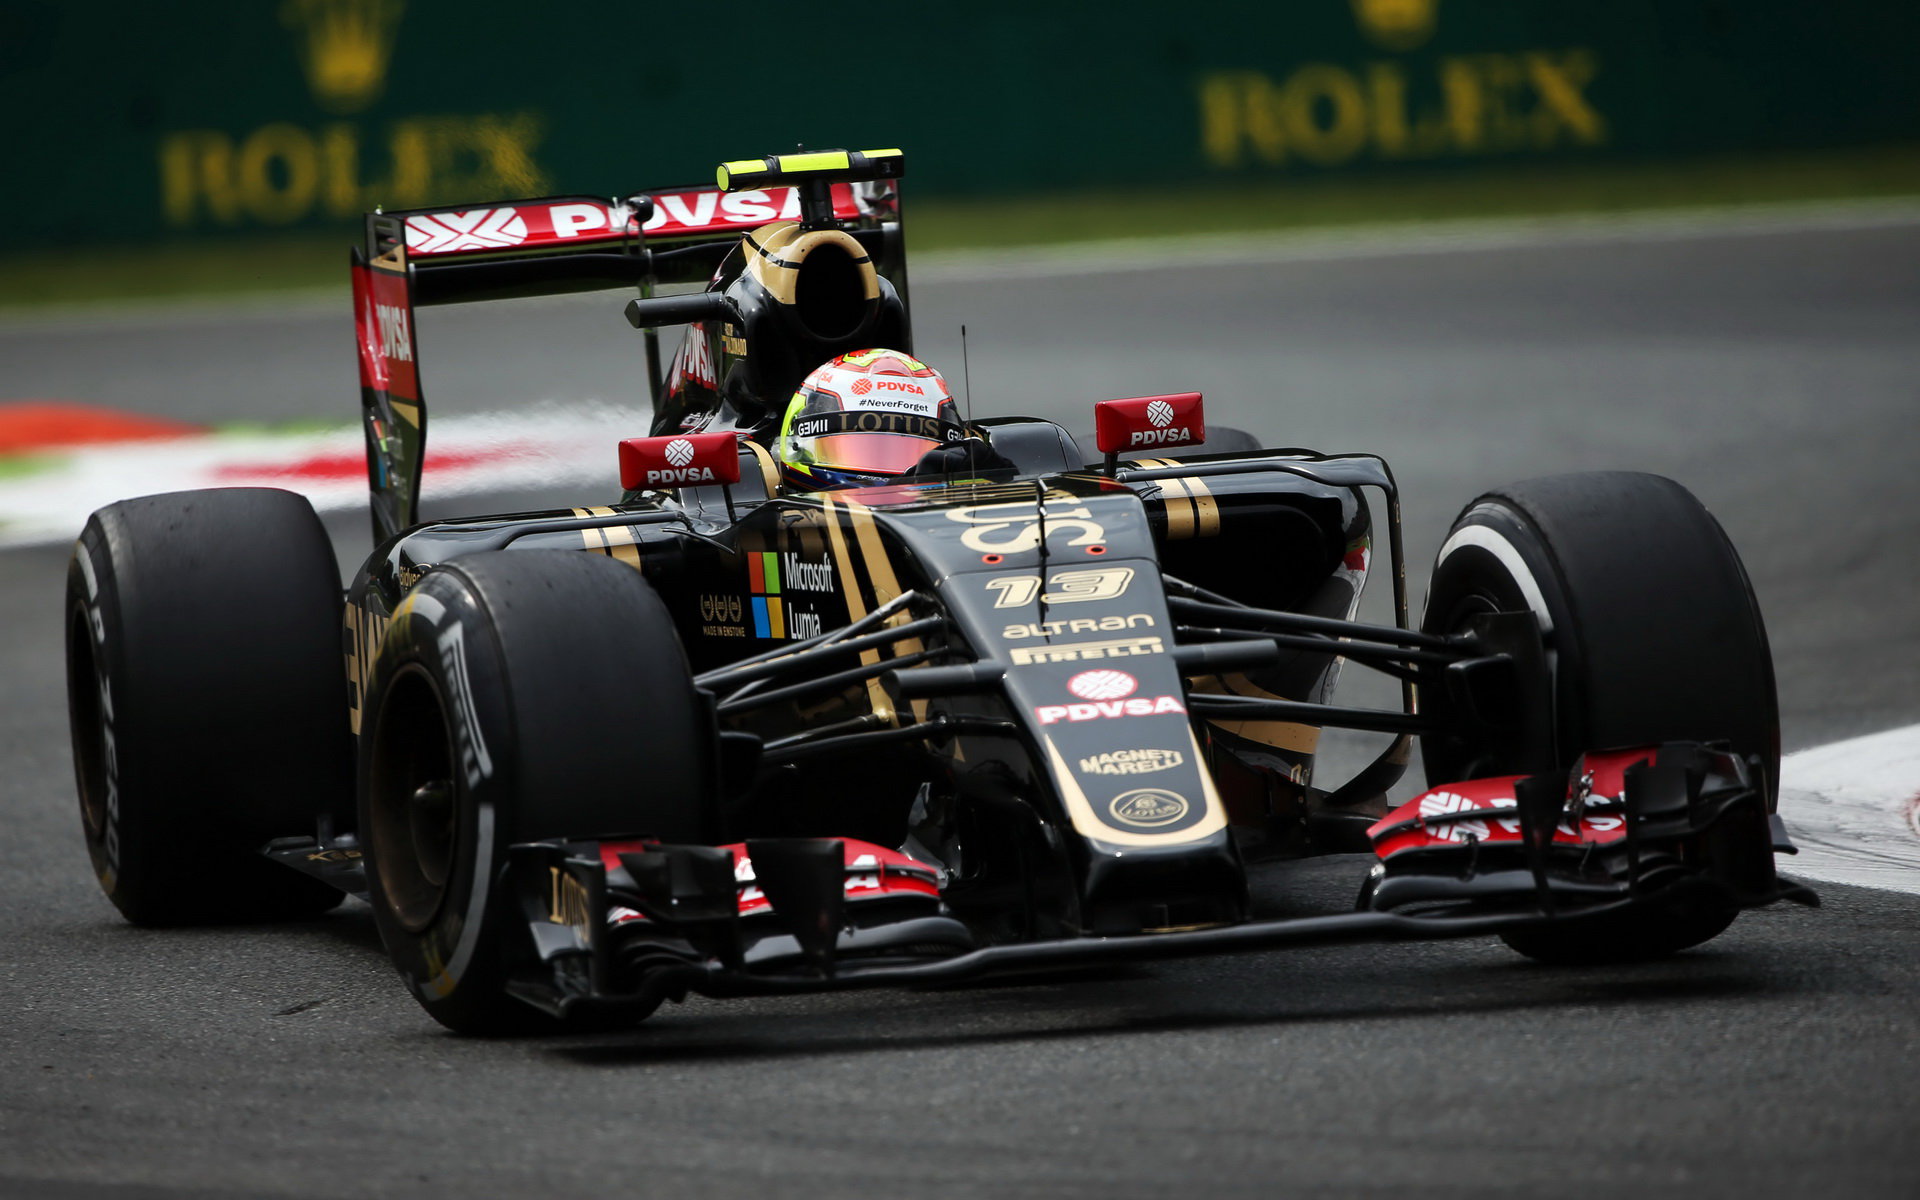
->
<box><xmin>1420</xmin><ymin>472</ymin><xmax>1777</xmax><ymax>964</ymax></box>
<box><xmin>359</xmin><ymin>550</ymin><xmax>716</xmax><ymax>1035</ymax></box>
<box><xmin>65</xmin><ymin>488</ymin><xmax>352</xmax><ymax>925</ymax></box>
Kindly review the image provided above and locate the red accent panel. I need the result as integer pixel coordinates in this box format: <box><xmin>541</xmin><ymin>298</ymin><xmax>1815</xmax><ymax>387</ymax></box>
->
<box><xmin>1368</xmin><ymin>746</ymin><xmax>1667</xmax><ymax>860</ymax></box>
<box><xmin>354</xmin><ymin>264</ymin><xmax>419</xmax><ymax>401</ymax></box>
<box><xmin>618</xmin><ymin>432</ymin><xmax>742</xmax><ymax>490</ymax></box>
<box><xmin>609</xmin><ymin>839</ymin><xmax>942</xmax><ymax>924</ymax></box>
<box><xmin>399</xmin><ymin>185</ymin><xmax>863</xmax><ymax>258</ymax></box>
<box><xmin>1093</xmin><ymin>392</ymin><xmax>1205</xmax><ymax>454</ymax></box>
<box><xmin>730</xmin><ymin>839</ymin><xmax>941</xmax><ymax>916</ymax></box>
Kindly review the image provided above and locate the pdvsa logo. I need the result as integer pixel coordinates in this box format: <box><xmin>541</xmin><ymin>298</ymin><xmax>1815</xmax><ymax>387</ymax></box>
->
<box><xmin>645</xmin><ymin>438</ymin><xmax>718</xmax><ymax>486</ymax></box>
<box><xmin>1068</xmin><ymin>670</ymin><xmax>1137</xmax><ymax>701</ymax></box>
<box><xmin>1034</xmin><ymin>696</ymin><xmax>1186</xmax><ymax>725</ymax></box>
<box><xmin>1417</xmin><ymin>790</ymin><xmax>1488</xmax><ymax>842</ymax></box>
<box><xmin>1128</xmin><ymin>398</ymin><xmax>1194</xmax><ymax>446</ymax></box>
<box><xmin>404</xmin><ymin>208</ymin><xmax>529</xmax><ymax>253</ymax></box>
<box><xmin>374</xmin><ymin>302</ymin><xmax>411</xmax><ymax>361</ymax></box>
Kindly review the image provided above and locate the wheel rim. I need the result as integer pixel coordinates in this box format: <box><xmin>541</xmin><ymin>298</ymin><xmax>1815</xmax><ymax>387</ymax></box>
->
<box><xmin>367</xmin><ymin>666</ymin><xmax>461</xmax><ymax>934</ymax></box>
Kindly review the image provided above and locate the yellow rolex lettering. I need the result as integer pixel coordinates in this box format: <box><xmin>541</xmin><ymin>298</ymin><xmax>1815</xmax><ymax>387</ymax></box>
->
<box><xmin>1197</xmin><ymin>44</ymin><xmax>1605</xmax><ymax>173</ymax></box>
<box><xmin>157</xmin><ymin>111</ymin><xmax>550</xmax><ymax>232</ymax></box>
<box><xmin>322</xmin><ymin>123</ymin><xmax>362</xmax><ymax>217</ymax></box>
<box><xmin>1527</xmin><ymin>51</ymin><xmax>1606</xmax><ymax>146</ymax></box>
<box><xmin>236</xmin><ymin>123</ymin><xmax>321</xmax><ymax>224</ymax></box>
<box><xmin>1278</xmin><ymin>64</ymin><xmax>1368</xmax><ymax>166</ymax></box>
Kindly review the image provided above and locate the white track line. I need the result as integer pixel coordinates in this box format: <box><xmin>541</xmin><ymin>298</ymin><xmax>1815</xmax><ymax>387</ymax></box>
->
<box><xmin>1778</xmin><ymin>724</ymin><xmax>1920</xmax><ymax>895</ymax></box>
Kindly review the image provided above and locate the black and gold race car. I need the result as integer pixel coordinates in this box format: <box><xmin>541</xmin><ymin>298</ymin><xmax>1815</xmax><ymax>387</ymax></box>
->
<box><xmin>65</xmin><ymin>149</ymin><xmax>1813</xmax><ymax>1033</ymax></box>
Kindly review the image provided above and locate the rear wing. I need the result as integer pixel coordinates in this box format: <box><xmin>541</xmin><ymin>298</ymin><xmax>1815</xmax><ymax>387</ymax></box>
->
<box><xmin>350</xmin><ymin>149</ymin><xmax>906</xmax><ymax>544</ymax></box>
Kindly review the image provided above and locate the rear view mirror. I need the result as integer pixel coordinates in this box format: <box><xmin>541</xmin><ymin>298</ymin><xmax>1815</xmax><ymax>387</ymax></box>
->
<box><xmin>618</xmin><ymin>432</ymin><xmax>743</xmax><ymax>490</ymax></box>
<box><xmin>1093</xmin><ymin>392</ymin><xmax>1206</xmax><ymax>455</ymax></box>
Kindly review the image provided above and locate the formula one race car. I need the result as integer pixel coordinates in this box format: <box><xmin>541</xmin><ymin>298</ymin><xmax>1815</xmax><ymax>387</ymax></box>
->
<box><xmin>65</xmin><ymin>148</ymin><xmax>1815</xmax><ymax>1034</ymax></box>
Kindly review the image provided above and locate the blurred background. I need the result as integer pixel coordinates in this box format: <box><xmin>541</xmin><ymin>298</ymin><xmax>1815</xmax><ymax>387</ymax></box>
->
<box><xmin>2</xmin><ymin>0</ymin><xmax>1918</xmax><ymax>295</ymax></box>
<box><xmin>2</xmin><ymin>3</ymin><xmax>1917</xmax><ymax>1197</ymax></box>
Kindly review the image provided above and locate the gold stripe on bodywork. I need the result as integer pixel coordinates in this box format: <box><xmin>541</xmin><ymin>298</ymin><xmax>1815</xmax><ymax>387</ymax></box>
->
<box><xmin>600</xmin><ymin>521</ymin><xmax>643</xmax><ymax>569</ymax></box>
<box><xmin>743</xmin><ymin>439</ymin><xmax>779</xmax><ymax>493</ymax></box>
<box><xmin>574</xmin><ymin>506</ymin><xmax>641</xmax><ymax>567</ymax></box>
<box><xmin>1188</xmin><ymin>673</ymin><xmax>1322</xmax><ymax>755</ymax></box>
<box><xmin>819</xmin><ymin>496</ymin><xmax>895</xmax><ymax>722</ymax></box>
<box><xmin>1158</xmin><ymin>475</ymin><xmax>1196</xmax><ymax>540</ymax></box>
<box><xmin>1043</xmin><ymin>734</ymin><xmax>1227</xmax><ymax>849</ymax></box>
<box><xmin>842</xmin><ymin>497</ymin><xmax>930</xmax><ymax>723</ymax></box>
<box><xmin>1185</xmin><ymin>473</ymin><xmax>1221</xmax><ymax>537</ymax></box>
<box><xmin>389</xmin><ymin>400</ymin><xmax>421</xmax><ymax>427</ymax></box>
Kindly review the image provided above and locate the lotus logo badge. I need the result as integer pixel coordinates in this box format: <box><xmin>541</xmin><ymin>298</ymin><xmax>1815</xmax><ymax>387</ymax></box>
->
<box><xmin>1145</xmin><ymin>399</ymin><xmax>1174</xmax><ymax>428</ymax></box>
<box><xmin>1109</xmin><ymin>788</ymin><xmax>1191</xmax><ymax>828</ymax></box>
<box><xmin>665</xmin><ymin>438</ymin><xmax>696</xmax><ymax>467</ymax></box>
<box><xmin>282</xmin><ymin>0</ymin><xmax>406</xmax><ymax>114</ymax></box>
<box><xmin>1067</xmin><ymin>669</ymin><xmax>1137</xmax><ymax>701</ymax></box>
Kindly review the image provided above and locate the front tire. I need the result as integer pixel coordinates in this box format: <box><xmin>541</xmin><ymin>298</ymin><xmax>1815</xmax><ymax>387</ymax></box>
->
<box><xmin>359</xmin><ymin>551</ymin><xmax>717</xmax><ymax>1034</ymax></box>
<box><xmin>65</xmin><ymin>489</ymin><xmax>351</xmax><ymax>925</ymax></box>
<box><xmin>1420</xmin><ymin>472</ymin><xmax>1776</xmax><ymax>963</ymax></box>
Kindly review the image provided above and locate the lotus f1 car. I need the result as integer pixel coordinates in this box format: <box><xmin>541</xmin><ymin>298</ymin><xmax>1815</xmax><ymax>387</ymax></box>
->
<box><xmin>65</xmin><ymin>148</ymin><xmax>1814</xmax><ymax>1033</ymax></box>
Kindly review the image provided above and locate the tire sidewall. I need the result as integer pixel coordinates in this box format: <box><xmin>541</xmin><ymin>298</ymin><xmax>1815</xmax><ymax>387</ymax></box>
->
<box><xmin>1422</xmin><ymin>500</ymin><xmax>1574</xmax><ymax>783</ymax></box>
<box><xmin>359</xmin><ymin>568</ymin><xmax>522</xmax><ymax>1022</ymax></box>
<box><xmin>68</xmin><ymin>518</ymin><xmax>145</xmax><ymax>905</ymax></box>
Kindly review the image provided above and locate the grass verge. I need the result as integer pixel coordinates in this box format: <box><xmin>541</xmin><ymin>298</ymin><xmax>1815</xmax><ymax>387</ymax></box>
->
<box><xmin>3</xmin><ymin>143</ymin><xmax>1916</xmax><ymax>310</ymax></box>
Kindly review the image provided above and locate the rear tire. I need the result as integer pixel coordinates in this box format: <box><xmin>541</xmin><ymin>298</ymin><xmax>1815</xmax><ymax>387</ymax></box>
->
<box><xmin>65</xmin><ymin>489</ymin><xmax>351</xmax><ymax>925</ymax></box>
<box><xmin>359</xmin><ymin>551</ymin><xmax>717</xmax><ymax>1035</ymax></box>
<box><xmin>1419</xmin><ymin>472</ymin><xmax>1776</xmax><ymax>963</ymax></box>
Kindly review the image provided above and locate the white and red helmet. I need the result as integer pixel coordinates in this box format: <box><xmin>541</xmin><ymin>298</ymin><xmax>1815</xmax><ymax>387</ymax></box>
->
<box><xmin>775</xmin><ymin>349</ymin><xmax>965</xmax><ymax>487</ymax></box>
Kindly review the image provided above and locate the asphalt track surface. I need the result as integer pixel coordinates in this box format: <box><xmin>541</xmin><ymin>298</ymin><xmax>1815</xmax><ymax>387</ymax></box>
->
<box><xmin>2</xmin><ymin>216</ymin><xmax>1917</xmax><ymax>1197</ymax></box>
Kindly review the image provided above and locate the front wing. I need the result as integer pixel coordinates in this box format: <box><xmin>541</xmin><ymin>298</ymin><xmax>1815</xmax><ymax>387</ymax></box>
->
<box><xmin>491</xmin><ymin>743</ymin><xmax>1814</xmax><ymax>1020</ymax></box>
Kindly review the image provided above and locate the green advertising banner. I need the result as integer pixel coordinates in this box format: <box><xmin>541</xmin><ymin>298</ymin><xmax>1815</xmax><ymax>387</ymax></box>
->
<box><xmin>3</xmin><ymin>0</ymin><xmax>1915</xmax><ymax>253</ymax></box>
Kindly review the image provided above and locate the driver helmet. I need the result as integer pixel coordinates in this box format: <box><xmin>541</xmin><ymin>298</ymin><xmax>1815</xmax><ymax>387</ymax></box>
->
<box><xmin>775</xmin><ymin>349</ymin><xmax>966</xmax><ymax>488</ymax></box>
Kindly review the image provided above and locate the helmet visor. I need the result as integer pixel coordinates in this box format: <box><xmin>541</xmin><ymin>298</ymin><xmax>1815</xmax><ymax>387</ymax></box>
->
<box><xmin>807</xmin><ymin>432</ymin><xmax>942</xmax><ymax>475</ymax></box>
